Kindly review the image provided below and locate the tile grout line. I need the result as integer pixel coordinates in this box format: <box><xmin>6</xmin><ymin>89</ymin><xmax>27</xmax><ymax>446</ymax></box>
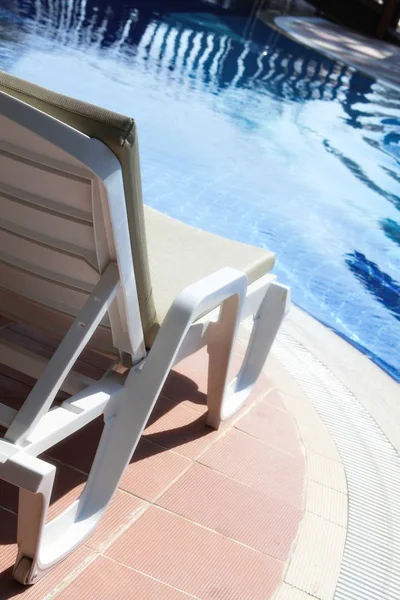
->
<box><xmin>42</xmin><ymin>553</ymin><xmax>99</xmax><ymax>600</ymax></box>
<box><xmin>272</xmin><ymin>327</ymin><xmax>400</xmax><ymax>599</ymax></box>
<box><xmin>164</xmin><ymin>456</ymin><xmax>304</xmax><ymax>513</ymax></box>
<box><xmin>139</xmin><ymin>503</ymin><xmax>289</xmax><ymax>560</ymax></box>
<box><xmin>43</xmin><ymin>500</ymin><xmax>151</xmax><ymax>599</ymax></box>
<box><xmin>44</xmin><ymin>501</ymin><xmax>152</xmax><ymax>599</ymax></box>
<box><xmin>42</xmin><ymin>350</ymin><xmax>285</xmax><ymax>598</ymax></box>
<box><xmin>239</xmin><ymin>320</ymin><xmax>349</xmax><ymax>600</ymax></box>
<box><xmin>232</xmin><ymin>420</ymin><xmax>304</xmax><ymax>459</ymax></box>
<box><xmin>274</xmin><ymin>581</ymin><xmax>323</xmax><ymax>600</ymax></box>
<box><xmin>102</xmin><ymin>555</ymin><xmax>201</xmax><ymax>599</ymax></box>
<box><xmin>125</xmin><ymin>376</ymin><xmax>278</xmax><ymax>504</ymax></box>
<box><xmin>0</xmin><ymin>504</ymin><xmax>17</xmax><ymax>516</ymax></box>
<box><xmin>94</xmin><ymin>501</ymin><xmax>151</xmax><ymax>555</ymax></box>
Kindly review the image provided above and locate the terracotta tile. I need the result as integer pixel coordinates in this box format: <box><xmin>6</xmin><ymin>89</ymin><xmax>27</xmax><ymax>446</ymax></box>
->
<box><xmin>0</xmin><ymin>364</ymin><xmax>32</xmax><ymax>409</ymax></box>
<box><xmin>45</xmin><ymin>409</ymin><xmax>194</xmax><ymax>499</ymax></box>
<box><xmin>64</xmin><ymin>555</ymin><xmax>194</xmax><ymax>599</ymax></box>
<box><xmin>162</xmin><ymin>346</ymin><xmax>209</xmax><ymax>408</ymax></box>
<box><xmin>51</xmin><ymin>423</ymin><xmax>192</xmax><ymax>503</ymax></box>
<box><xmin>172</xmin><ymin>343</ymin><xmax>247</xmax><ymax>396</ymax></box>
<box><xmin>250</xmin><ymin>370</ymin><xmax>275</xmax><ymax>403</ymax></box>
<box><xmin>145</xmin><ymin>395</ymin><xmax>181</xmax><ymax>429</ymax></box>
<box><xmin>46</xmin><ymin>461</ymin><xmax>87</xmax><ymax>522</ymax></box>
<box><xmin>161</xmin><ymin>368</ymin><xmax>208</xmax><ymax>414</ymax></box>
<box><xmin>235</xmin><ymin>395</ymin><xmax>302</xmax><ymax>455</ymax></box>
<box><xmin>0</xmin><ymin>481</ymin><xmax>18</xmax><ymax>514</ymax></box>
<box><xmin>0</xmin><ymin>505</ymin><xmax>91</xmax><ymax>600</ymax></box>
<box><xmin>143</xmin><ymin>396</ymin><xmax>226</xmax><ymax>459</ymax></box>
<box><xmin>107</xmin><ymin>507</ymin><xmax>284</xmax><ymax>599</ymax></box>
<box><xmin>57</xmin><ymin>555</ymin><xmax>192</xmax><ymax>600</ymax></box>
<box><xmin>0</xmin><ymin>495</ymin><xmax>144</xmax><ymax>597</ymax></box>
<box><xmin>157</xmin><ymin>463</ymin><xmax>302</xmax><ymax>561</ymax></box>
<box><xmin>162</xmin><ymin>346</ymin><xmax>253</xmax><ymax>414</ymax></box>
<box><xmin>0</xmin><ymin>460</ymin><xmax>86</xmax><ymax>519</ymax></box>
<box><xmin>0</xmin><ymin>546</ymin><xmax>92</xmax><ymax>600</ymax></box>
<box><xmin>120</xmin><ymin>439</ymin><xmax>191</xmax><ymax>501</ymax></box>
<box><xmin>227</xmin><ymin>358</ymin><xmax>273</xmax><ymax>407</ymax></box>
<box><xmin>199</xmin><ymin>429</ymin><xmax>305</xmax><ymax>507</ymax></box>
<box><xmin>85</xmin><ymin>491</ymin><xmax>146</xmax><ymax>552</ymax></box>
<box><xmin>0</xmin><ymin>484</ymin><xmax>93</xmax><ymax>581</ymax></box>
<box><xmin>0</xmin><ymin>316</ymin><xmax>13</xmax><ymax>328</ymax></box>
<box><xmin>264</xmin><ymin>388</ymin><xmax>289</xmax><ymax>412</ymax></box>
<box><xmin>0</xmin><ymin>507</ymin><xmax>17</xmax><ymax>565</ymax></box>
<box><xmin>46</xmin><ymin>419</ymin><xmax>104</xmax><ymax>474</ymax></box>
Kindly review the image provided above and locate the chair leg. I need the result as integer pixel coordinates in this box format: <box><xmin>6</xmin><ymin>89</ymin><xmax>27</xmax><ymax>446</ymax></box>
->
<box><xmin>7</xmin><ymin>267</ymin><xmax>249</xmax><ymax>584</ymax></box>
<box><xmin>7</xmin><ymin>271</ymin><xmax>284</xmax><ymax>584</ymax></box>
<box><xmin>206</xmin><ymin>281</ymin><xmax>290</xmax><ymax>429</ymax></box>
<box><xmin>11</xmin><ymin>383</ymin><xmax>150</xmax><ymax>585</ymax></box>
<box><xmin>14</xmin><ymin>489</ymin><xmax>52</xmax><ymax>584</ymax></box>
<box><xmin>206</xmin><ymin>295</ymin><xmax>242</xmax><ymax>429</ymax></box>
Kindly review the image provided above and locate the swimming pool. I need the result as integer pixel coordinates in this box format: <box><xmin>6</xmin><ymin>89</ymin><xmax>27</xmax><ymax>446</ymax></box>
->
<box><xmin>1</xmin><ymin>0</ymin><xmax>399</xmax><ymax>380</ymax></box>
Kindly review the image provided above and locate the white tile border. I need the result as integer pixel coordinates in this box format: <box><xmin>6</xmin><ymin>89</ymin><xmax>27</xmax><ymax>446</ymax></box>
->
<box><xmin>273</xmin><ymin>366</ymin><xmax>348</xmax><ymax>600</ymax></box>
<box><xmin>269</xmin><ymin>325</ymin><xmax>400</xmax><ymax>600</ymax></box>
<box><xmin>284</xmin><ymin>513</ymin><xmax>346</xmax><ymax>600</ymax></box>
<box><xmin>273</xmin><ymin>583</ymin><xmax>319</xmax><ymax>600</ymax></box>
<box><xmin>238</xmin><ymin>323</ymin><xmax>348</xmax><ymax>600</ymax></box>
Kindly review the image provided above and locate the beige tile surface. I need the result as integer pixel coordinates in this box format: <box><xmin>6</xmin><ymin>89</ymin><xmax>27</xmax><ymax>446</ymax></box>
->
<box><xmin>274</xmin><ymin>582</ymin><xmax>316</xmax><ymax>600</ymax></box>
<box><xmin>306</xmin><ymin>481</ymin><xmax>348</xmax><ymax>528</ymax></box>
<box><xmin>299</xmin><ymin>425</ymin><xmax>341</xmax><ymax>462</ymax></box>
<box><xmin>285</xmin><ymin>513</ymin><xmax>346</xmax><ymax>599</ymax></box>
<box><xmin>306</xmin><ymin>451</ymin><xmax>347</xmax><ymax>493</ymax></box>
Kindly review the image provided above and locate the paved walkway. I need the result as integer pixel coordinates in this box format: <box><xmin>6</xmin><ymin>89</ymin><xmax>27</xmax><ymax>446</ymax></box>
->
<box><xmin>3</xmin><ymin>305</ymin><xmax>399</xmax><ymax>599</ymax></box>
<box><xmin>0</xmin><ymin>319</ymin><xmax>347</xmax><ymax>599</ymax></box>
<box><xmin>275</xmin><ymin>16</ymin><xmax>400</xmax><ymax>89</ymax></box>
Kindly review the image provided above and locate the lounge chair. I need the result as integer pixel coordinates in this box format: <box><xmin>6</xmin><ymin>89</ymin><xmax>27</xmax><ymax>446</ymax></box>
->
<box><xmin>0</xmin><ymin>71</ymin><xmax>290</xmax><ymax>585</ymax></box>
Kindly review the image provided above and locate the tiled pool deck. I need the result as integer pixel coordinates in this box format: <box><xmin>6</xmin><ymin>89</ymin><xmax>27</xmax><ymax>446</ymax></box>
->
<box><xmin>1</xmin><ymin>14</ymin><xmax>399</xmax><ymax>588</ymax></box>
<box><xmin>0</xmin><ymin>312</ymin><xmax>351</xmax><ymax>600</ymax></box>
<box><xmin>1</xmin><ymin>300</ymin><xmax>400</xmax><ymax>599</ymax></box>
<box><xmin>1</xmin><ymin>10</ymin><xmax>399</xmax><ymax>598</ymax></box>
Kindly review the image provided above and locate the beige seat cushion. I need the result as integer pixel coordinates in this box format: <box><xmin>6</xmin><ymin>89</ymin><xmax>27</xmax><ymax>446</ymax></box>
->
<box><xmin>145</xmin><ymin>206</ymin><xmax>275</xmax><ymax>344</ymax></box>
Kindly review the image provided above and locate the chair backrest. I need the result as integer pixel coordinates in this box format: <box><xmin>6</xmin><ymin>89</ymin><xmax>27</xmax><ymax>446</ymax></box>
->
<box><xmin>0</xmin><ymin>71</ymin><xmax>158</xmax><ymax>347</ymax></box>
<box><xmin>0</xmin><ymin>87</ymin><xmax>145</xmax><ymax>361</ymax></box>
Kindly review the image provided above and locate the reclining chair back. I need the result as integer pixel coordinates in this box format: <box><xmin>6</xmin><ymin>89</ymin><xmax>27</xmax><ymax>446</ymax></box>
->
<box><xmin>0</xmin><ymin>87</ymin><xmax>145</xmax><ymax>361</ymax></box>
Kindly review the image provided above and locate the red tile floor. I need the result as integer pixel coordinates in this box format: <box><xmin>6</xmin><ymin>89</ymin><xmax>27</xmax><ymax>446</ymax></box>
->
<box><xmin>0</xmin><ymin>322</ymin><xmax>305</xmax><ymax>599</ymax></box>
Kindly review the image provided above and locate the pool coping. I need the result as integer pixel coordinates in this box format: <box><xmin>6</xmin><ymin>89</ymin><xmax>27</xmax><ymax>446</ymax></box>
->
<box><xmin>271</xmin><ymin>15</ymin><xmax>400</xmax><ymax>92</ymax></box>
<box><xmin>283</xmin><ymin>305</ymin><xmax>400</xmax><ymax>453</ymax></box>
<box><xmin>246</xmin><ymin>303</ymin><xmax>400</xmax><ymax>599</ymax></box>
<box><xmin>268</xmin><ymin>356</ymin><xmax>347</xmax><ymax>600</ymax></box>
<box><xmin>239</xmin><ymin>318</ymin><xmax>349</xmax><ymax>600</ymax></box>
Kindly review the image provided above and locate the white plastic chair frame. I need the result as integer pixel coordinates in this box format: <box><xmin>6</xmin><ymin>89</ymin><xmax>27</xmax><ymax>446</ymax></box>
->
<box><xmin>0</xmin><ymin>90</ymin><xmax>290</xmax><ymax>585</ymax></box>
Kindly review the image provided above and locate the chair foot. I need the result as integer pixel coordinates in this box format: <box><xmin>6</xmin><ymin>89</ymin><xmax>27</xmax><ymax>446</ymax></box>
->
<box><xmin>206</xmin><ymin>280</ymin><xmax>290</xmax><ymax>429</ymax></box>
<box><xmin>206</xmin><ymin>411</ymin><xmax>222</xmax><ymax>430</ymax></box>
<box><xmin>1</xmin><ymin>267</ymin><xmax>254</xmax><ymax>584</ymax></box>
<box><xmin>13</xmin><ymin>557</ymin><xmax>34</xmax><ymax>585</ymax></box>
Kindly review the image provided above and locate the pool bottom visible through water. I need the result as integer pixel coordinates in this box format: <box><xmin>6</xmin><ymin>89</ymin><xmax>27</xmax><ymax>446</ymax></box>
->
<box><xmin>0</xmin><ymin>0</ymin><xmax>400</xmax><ymax>381</ymax></box>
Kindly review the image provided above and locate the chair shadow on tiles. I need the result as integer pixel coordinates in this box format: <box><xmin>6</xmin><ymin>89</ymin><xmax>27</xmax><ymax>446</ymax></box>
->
<box><xmin>0</xmin><ymin>322</ymin><xmax>247</xmax><ymax>597</ymax></box>
<box><xmin>0</xmin><ymin>351</ymin><xmax>223</xmax><ymax>536</ymax></box>
<box><xmin>0</xmin><ymin>368</ymin><xmax>219</xmax><ymax>597</ymax></box>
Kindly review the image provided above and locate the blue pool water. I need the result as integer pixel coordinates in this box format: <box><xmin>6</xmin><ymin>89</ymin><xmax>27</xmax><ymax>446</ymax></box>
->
<box><xmin>1</xmin><ymin>1</ymin><xmax>400</xmax><ymax>380</ymax></box>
